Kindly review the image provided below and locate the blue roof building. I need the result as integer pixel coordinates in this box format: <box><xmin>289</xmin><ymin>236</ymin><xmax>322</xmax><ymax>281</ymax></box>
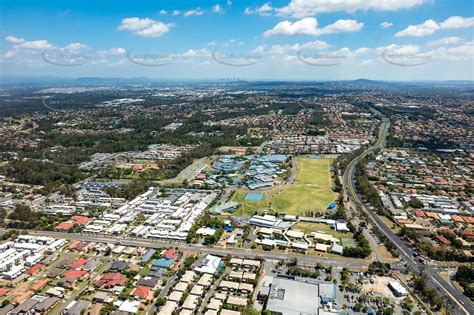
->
<box><xmin>153</xmin><ymin>258</ymin><xmax>175</xmax><ymax>268</ymax></box>
<box><xmin>269</xmin><ymin>154</ymin><xmax>288</xmax><ymax>163</ymax></box>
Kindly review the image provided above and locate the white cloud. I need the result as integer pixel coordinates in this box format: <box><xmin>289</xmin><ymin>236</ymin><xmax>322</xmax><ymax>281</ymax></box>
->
<box><xmin>118</xmin><ymin>17</ymin><xmax>174</xmax><ymax>37</ymax></box>
<box><xmin>320</xmin><ymin>19</ymin><xmax>364</xmax><ymax>35</ymax></box>
<box><xmin>272</xmin><ymin>41</ymin><xmax>332</xmax><ymax>54</ymax></box>
<box><xmin>263</xmin><ymin>17</ymin><xmax>363</xmax><ymax>37</ymax></box>
<box><xmin>159</xmin><ymin>10</ymin><xmax>167</xmax><ymax>15</ymax></box>
<box><xmin>98</xmin><ymin>47</ymin><xmax>126</xmax><ymax>55</ymax></box>
<box><xmin>395</xmin><ymin>19</ymin><xmax>438</xmax><ymax>37</ymax></box>
<box><xmin>172</xmin><ymin>10</ymin><xmax>181</xmax><ymax>16</ymax></box>
<box><xmin>5</xmin><ymin>35</ymin><xmax>25</xmax><ymax>44</ymax></box>
<box><xmin>252</xmin><ymin>45</ymin><xmax>267</xmax><ymax>54</ymax></box>
<box><xmin>135</xmin><ymin>23</ymin><xmax>173</xmax><ymax>37</ymax></box>
<box><xmin>377</xmin><ymin>43</ymin><xmax>421</xmax><ymax>55</ymax></box>
<box><xmin>65</xmin><ymin>43</ymin><xmax>88</xmax><ymax>50</ymax></box>
<box><xmin>428</xmin><ymin>36</ymin><xmax>462</xmax><ymax>46</ymax></box>
<box><xmin>380</xmin><ymin>21</ymin><xmax>393</xmax><ymax>29</ymax></box>
<box><xmin>3</xmin><ymin>50</ymin><xmax>19</xmax><ymax>58</ymax></box>
<box><xmin>286</xmin><ymin>40</ymin><xmax>331</xmax><ymax>51</ymax></box>
<box><xmin>428</xmin><ymin>42</ymin><xmax>474</xmax><ymax>61</ymax></box>
<box><xmin>244</xmin><ymin>3</ymin><xmax>273</xmax><ymax>16</ymax></box>
<box><xmin>19</xmin><ymin>40</ymin><xmax>54</xmax><ymax>50</ymax></box>
<box><xmin>183</xmin><ymin>8</ymin><xmax>205</xmax><ymax>17</ymax></box>
<box><xmin>212</xmin><ymin>4</ymin><xmax>224</xmax><ymax>14</ymax></box>
<box><xmin>359</xmin><ymin>58</ymin><xmax>377</xmax><ymax>66</ymax></box>
<box><xmin>396</xmin><ymin>16</ymin><xmax>474</xmax><ymax>37</ymax></box>
<box><xmin>207</xmin><ymin>40</ymin><xmax>217</xmax><ymax>46</ymax></box>
<box><xmin>354</xmin><ymin>47</ymin><xmax>372</xmax><ymax>54</ymax></box>
<box><xmin>277</xmin><ymin>0</ymin><xmax>424</xmax><ymax>18</ymax></box>
<box><xmin>252</xmin><ymin>43</ymin><xmax>378</xmax><ymax>65</ymax></box>
<box><xmin>3</xmin><ymin>37</ymin><xmax>55</xmax><ymax>59</ymax></box>
<box><xmin>440</xmin><ymin>16</ymin><xmax>474</xmax><ymax>28</ymax></box>
<box><xmin>182</xmin><ymin>48</ymin><xmax>210</xmax><ymax>57</ymax></box>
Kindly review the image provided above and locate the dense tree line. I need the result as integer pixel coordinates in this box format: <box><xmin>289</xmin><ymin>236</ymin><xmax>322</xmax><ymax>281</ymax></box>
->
<box><xmin>406</xmin><ymin>197</ymin><xmax>424</xmax><ymax>209</ymax></box>
<box><xmin>412</xmin><ymin>273</ymin><xmax>444</xmax><ymax>311</ymax></box>
<box><xmin>355</xmin><ymin>160</ymin><xmax>383</xmax><ymax>212</ymax></box>
<box><xmin>7</xmin><ymin>204</ymin><xmax>41</xmax><ymax>229</ymax></box>
<box><xmin>4</xmin><ymin>159</ymin><xmax>87</xmax><ymax>193</ymax></box>
<box><xmin>368</xmin><ymin>261</ymin><xmax>391</xmax><ymax>276</ymax></box>
<box><xmin>333</xmin><ymin>146</ymin><xmax>366</xmax><ymax>172</ymax></box>
<box><xmin>287</xmin><ymin>266</ymin><xmax>321</xmax><ymax>278</ymax></box>
<box><xmin>453</xmin><ymin>266</ymin><xmax>474</xmax><ymax>299</ymax></box>
<box><xmin>342</xmin><ymin>223</ymin><xmax>371</xmax><ymax>258</ymax></box>
<box><xmin>308</xmin><ymin>107</ymin><xmax>327</xmax><ymax>126</ymax></box>
<box><xmin>105</xmin><ymin>180</ymin><xmax>152</xmax><ymax>200</ymax></box>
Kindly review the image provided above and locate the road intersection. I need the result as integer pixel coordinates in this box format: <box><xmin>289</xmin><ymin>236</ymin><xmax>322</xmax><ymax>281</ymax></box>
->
<box><xmin>343</xmin><ymin>115</ymin><xmax>473</xmax><ymax>315</ymax></box>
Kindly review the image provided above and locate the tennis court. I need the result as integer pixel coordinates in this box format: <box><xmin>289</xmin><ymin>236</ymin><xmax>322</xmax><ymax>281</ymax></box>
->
<box><xmin>244</xmin><ymin>192</ymin><xmax>264</xmax><ymax>201</ymax></box>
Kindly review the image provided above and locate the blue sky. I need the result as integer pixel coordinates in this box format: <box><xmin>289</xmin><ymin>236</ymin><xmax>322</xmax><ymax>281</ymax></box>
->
<box><xmin>1</xmin><ymin>0</ymin><xmax>473</xmax><ymax>80</ymax></box>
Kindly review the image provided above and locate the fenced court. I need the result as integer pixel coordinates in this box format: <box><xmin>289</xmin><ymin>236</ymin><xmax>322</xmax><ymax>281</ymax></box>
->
<box><xmin>244</xmin><ymin>192</ymin><xmax>264</xmax><ymax>201</ymax></box>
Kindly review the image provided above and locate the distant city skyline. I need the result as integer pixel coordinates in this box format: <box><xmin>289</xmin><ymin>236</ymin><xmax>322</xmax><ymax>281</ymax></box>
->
<box><xmin>1</xmin><ymin>0</ymin><xmax>473</xmax><ymax>80</ymax></box>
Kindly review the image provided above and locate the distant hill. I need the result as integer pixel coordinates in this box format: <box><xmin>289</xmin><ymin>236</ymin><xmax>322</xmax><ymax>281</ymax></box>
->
<box><xmin>1</xmin><ymin>76</ymin><xmax>472</xmax><ymax>87</ymax></box>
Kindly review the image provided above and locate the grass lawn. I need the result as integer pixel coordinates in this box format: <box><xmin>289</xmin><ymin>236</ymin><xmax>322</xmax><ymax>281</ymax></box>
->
<box><xmin>232</xmin><ymin>190</ymin><xmax>271</xmax><ymax>216</ymax></box>
<box><xmin>271</xmin><ymin>157</ymin><xmax>337</xmax><ymax>215</ymax></box>
<box><xmin>306</xmin><ymin>248</ymin><xmax>344</xmax><ymax>258</ymax></box>
<box><xmin>377</xmin><ymin>244</ymin><xmax>399</xmax><ymax>262</ymax></box>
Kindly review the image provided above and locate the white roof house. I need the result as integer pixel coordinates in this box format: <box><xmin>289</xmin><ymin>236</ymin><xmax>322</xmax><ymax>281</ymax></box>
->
<box><xmin>118</xmin><ymin>300</ymin><xmax>140</xmax><ymax>313</ymax></box>
<box><xmin>286</xmin><ymin>230</ymin><xmax>304</xmax><ymax>239</ymax></box>
<box><xmin>194</xmin><ymin>255</ymin><xmax>221</xmax><ymax>274</ymax></box>
<box><xmin>388</xmin><ymin>280</ymin><xmax>408</xmax><ymax>297</ymax></box>
<box><xmin>196</xmin><ymin>227</ymin><xmax>216</xmax><ymax>236</ymax></box>
<box><xmin>335</xmin><ymin>222</ymin><xmax>350</xmax><ymax>232</ymax></box>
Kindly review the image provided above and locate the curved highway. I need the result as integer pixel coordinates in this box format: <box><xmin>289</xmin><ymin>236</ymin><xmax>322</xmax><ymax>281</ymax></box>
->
<box><xmin>343</xmin><ymin>115</ymin><xmax>473</xmax><ymax>315</ymax></box>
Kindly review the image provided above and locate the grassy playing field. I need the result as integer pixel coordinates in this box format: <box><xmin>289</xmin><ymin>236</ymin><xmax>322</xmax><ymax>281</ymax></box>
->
<box><xmin>232</xmin><ymin>157</ymin><xmax>337</xmax><ymax>216</ymax></box>
<box><xmin>271</xmin><ymin>157</ymin><xmax>337</xmax><ymax>215</ymax></box>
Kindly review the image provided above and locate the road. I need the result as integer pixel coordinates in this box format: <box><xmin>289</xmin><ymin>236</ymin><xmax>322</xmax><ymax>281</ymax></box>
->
<box><xmin>7</xmin><ymin>229</ymin><xmax>372</xmax><ymax>270</ymax></box>
<box><xmin>363</xmin><ymin>228</ymin><xmax>381</xmax><ymax>262</ymax></box>
<box><xmin>155</xmin><ymin>157</ymin><xmax>208</xmax><ymax>185</ymax></box>
<box><xmin>147</xmin><ymin>267</ymin><xmax>179</xmax><ymax>315</ymax></box>
<box><xmin>343</xmin><ymin>114</ymin><xmax>473</xmax><ymax>315</ymax></box>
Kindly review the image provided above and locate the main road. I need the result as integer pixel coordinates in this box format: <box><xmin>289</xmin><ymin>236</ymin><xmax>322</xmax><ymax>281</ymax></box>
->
<box><xmin>343</xmin><ymin>114</ymin><xmax>473</xmax><ymax>315</ymax></box>
<box><xmin>4</xmin><ymin>229</ymin><xmax>371</xmax><ymax>270</ymax></box>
